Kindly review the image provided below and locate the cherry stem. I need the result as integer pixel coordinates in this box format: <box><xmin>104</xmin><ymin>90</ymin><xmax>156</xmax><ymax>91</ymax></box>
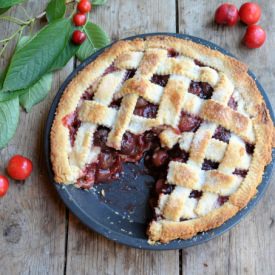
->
<box><xmin>0</xmin><ymin>0</ymin><xmax>78</xmax><ymax>57</ymax></box>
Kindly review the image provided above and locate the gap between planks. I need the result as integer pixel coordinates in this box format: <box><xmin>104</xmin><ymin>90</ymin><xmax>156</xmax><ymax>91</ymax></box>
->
<box><xmin>63</xmin><ymin>57</ymin><xmax>79</xmax><ymax>275</ymax></box>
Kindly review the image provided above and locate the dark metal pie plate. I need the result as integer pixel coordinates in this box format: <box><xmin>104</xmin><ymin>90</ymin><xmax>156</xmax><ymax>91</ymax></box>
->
<box><xmin>44</xmin><ymin>33</ymin><xmax>275</xmax><ymax>250</ymax></box>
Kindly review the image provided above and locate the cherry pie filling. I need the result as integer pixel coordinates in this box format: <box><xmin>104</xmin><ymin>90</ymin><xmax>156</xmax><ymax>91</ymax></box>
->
<box><xmin>188</xmin><ymin>81</ymin><xmax>214</xmax><ymax>99</ymax></box>
<box><xmin>62</xmin><ymin>112</ymin><xmax>81</xmax><ymax>146</ymax></box>
<box><xmin>62</xmin><ymin>66</ymin><xmax>254</xmax><ymax>222</ymax></box>
<box><xmin>228</xmin><ymin>95</ymin><xmax>238</xmax><ymax>110</ymax></box>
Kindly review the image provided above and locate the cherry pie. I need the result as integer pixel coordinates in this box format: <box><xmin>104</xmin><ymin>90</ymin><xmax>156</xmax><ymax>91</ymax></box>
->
<box><xmin>51</xmin><ymin>36</ymin><xmax>275</xmax><ymax>243</ymax></box>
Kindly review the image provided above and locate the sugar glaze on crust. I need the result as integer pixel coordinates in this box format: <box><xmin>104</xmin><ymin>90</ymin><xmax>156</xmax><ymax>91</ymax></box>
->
<box><xmin>51</xmin><ymin>36</ymin><xmax>275</xmax><ymax>244</ymax></box>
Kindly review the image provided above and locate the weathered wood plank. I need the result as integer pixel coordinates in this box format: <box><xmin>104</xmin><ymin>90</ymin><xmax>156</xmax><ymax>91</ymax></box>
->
<box><xmin>0</xmin><ymin>1</ymin><xmax>73</xmax><ymax>274</ymax></box>
<box><xmin>178</xmin><ymin>1</ymin><xmax>275</xmax><ymax>274</ymax></box>
<box><xmin>65</xmin><ymin>1</ymin><xmax>178</xmax><ymax>275</ymax></box>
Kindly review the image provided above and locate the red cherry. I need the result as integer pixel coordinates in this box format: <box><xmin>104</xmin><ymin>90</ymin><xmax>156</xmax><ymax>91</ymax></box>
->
<box><xmin>7</xmin><ymin>155</ymin><xmax>33</xmax><ymax>181</ymax></box>
<box><xmin>73</xmin><ymin>13</ymin><xmax>87</xmax><ymax>26</ymax></box>
<box><xmin>0</xmin><ymin>175</ymin><xmax>9</xmax><ymax>197</ymax></box>
<box><xmin>77</xmin><ymin>0</ymin><xmax>92</xmax><ymax>14</ymax></box>
<box><xmin>72</xmin><ymin>30</ymin><xmax>86</xmax><ymax>45</ymax></box>
<box><xmin>239</xmin><ymin>2</ymin><xmax>261</xmax><ymax>25</ymax></box>
<box><xmin>243</xmin><ymin>25</ymin><xmax>266</xmax><ymax>48</ymax></box>
<box><xmin>152</xmin><ymin>149</ymin><xmax>168</xmax><ymax>167</ymax></box>
<box><xmin>215</xmin><ymin>3</ymin><xmax>239</xmax><ymax>26</ymax></box>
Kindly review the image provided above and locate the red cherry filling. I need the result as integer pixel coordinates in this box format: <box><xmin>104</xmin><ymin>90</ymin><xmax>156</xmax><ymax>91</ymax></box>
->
<box><xmin>77</xmin><ymin>163</ymin><xmax>97</xmax><ymax>189</ymax></box>
<box><xmin>151</xmin><ymin>74</ymin><xmax>170</xmax><ymax>87</ymax></box>
<box><xmin>93</xmin><ymin>126</ymin><xmax>110</xmax><ymax>150</ymax></box>
<box><xmin>103</xmin><ymin>63</ymin><xmax>119</xmax><ymax>75</ymax></box>
<box><xmin>245</xmin><ymin>143</ymin><xmax>255</xmax><ymax>155</ymax></box>
<box><xmin>189</xmin><ymin>190</ymin><xmax>203</xmax><ymax>199</ymax></box>
<box><xmin>155</xmin><ymin>179</ymin><xmax>174</xmax><ymax>195</ymax></box>
<box><xmin>95</xmin><ymin>151</ymin><xmax>122</xmax><ymax>183</ymax></box>
<box><xmin>120</xmin><ymin>132</ymin><xmax>140</xmax><ymax>156</ymax></box>
<box><xmin>98</xmin><ymin>150</ymin><xmax>119</xmax><ymax>169</ymax></box>
<box><xmin>167</xmin><ymin>48</ymin><xmax>179</xmax><ymax>57</ymax></box>
<box><xmin>194</xmin><ymin>60</ymin><xmax>217</xmax><ymax>71</ymax></box>
<box><xmin>62</xmin><ymin>112</ymin><xmax>81</xmax><ymax>146</ymax></box>
<box><xmin>109</xmin><ymin>98</ymin><xmax>122</xmax><ymax>109</ymax></box>
<box><xmin>188</xmin><ymin>81</ymin><xmax>213</xmax><ymax>99</ymax></box>
<box><xmin>212</xmin><ymin>126</ymin><xmax>231</xmax><ymax>143</ymax></box>
<box><xmin>194</xmin><ymin>59</ymin><xmax>206</xmax><ymax>67</ymax></box>
<box><xmin>218</xmin><ymin>195</ymin><xmax>229</xmax><ymax>205</ymax></box>
<box><xmin>228</xmin><ymin>96</ymin><xmax>238</xmax><ymax>110</ymax></box>
<box><xmin>81</xmin><ymin>89</ymin><xmax>94</xmax><ymax>100</ymax></box>
<box><xmin>233</xmin><ymin>169</ymin><xmax>248</xmax><ymax>178</ymax></box>
<box><xmin>152</xmin><ymin>149</ymin><xmax>169</xmax><ymax>167</ymax></box>
<box><xmin>133</xmin><ymin>97</ymin><xmax>158</xmax><ymax>118</ymax></box>
<box><xmin>178</xmin><ymin>111</ymin><xmax>202</xmax><ymax>133</ymax></box>
<box><xmin>124</xmin><ymin>69</ymin><xmax>136</xmax><ymax>81</ymax></box>
<box><xmin>120</xmin><ymin>131</ymin><xmax>156</xmax><ymax>162</ymax></box>
<box><xmin>77</xmin><ymin>151</ymin><xmax>122</xmax><ymax>188</ymax></box>
<box><xmin>168</xmin><ymin>144</ymin><xmax>189</xmax><ymax>163</ymax></box>
<box><xmin>202</xmin><ymin>159</ymin><xmax>219</xmax><ymax>170</ymax></box>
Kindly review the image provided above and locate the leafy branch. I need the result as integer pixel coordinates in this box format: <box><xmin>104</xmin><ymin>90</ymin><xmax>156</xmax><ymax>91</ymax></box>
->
<box><xmin>0</xmin><ymin>0</ymin><xmax>76</xmax><ymax>58</ymax></box>
<box><xmin>0</xmin><ymin>0</ymin><xmax>110</xmax><ymax>148</ymax></box>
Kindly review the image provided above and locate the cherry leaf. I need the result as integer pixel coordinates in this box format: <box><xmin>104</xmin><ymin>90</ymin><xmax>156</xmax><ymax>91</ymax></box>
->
<box><xmin>48</xmin><ymin>27</ymin><xmax>80</xmax><ymax>71</ymax></box>
<box><xmin>0</xmin><ymin>90</ymin><xmax>26</xmax><ymax>102</ymax></box>
<box><xmin>76</xmin><ymin>22</ymin><xmax>110</xmax><ymax>61</ymax></box>
<box><xmin>19</xmin><ymin>73</ymin><xmax>53</xmax><ymax>112</ymax></box>
<box><xmin>49</xmin><ymin>41</ymin><xmax>79</xmax><ymax>71</ymax></box>
<box><xmin>3</xmin><ymin>18</ymin><xmax>70</xmax><ymax>92</ymax></box>
<box><xmin>46</xmin><ymin>0</ymin><xmax>66</xmax><ymax>22</ymax></box>
<box><xmin>0</xmin><ymin>97</ymin><xmax>19</xmax><ymax>149</ymax></box>
<box><xmin>0</xmin><ymin>7</ymin><xmax>10</xmax><ymax>14</ymax></box>
<box><xmin>0</xmin><ymin>0</ymin><xmax>25</xmax><ymax>8</ymax></box>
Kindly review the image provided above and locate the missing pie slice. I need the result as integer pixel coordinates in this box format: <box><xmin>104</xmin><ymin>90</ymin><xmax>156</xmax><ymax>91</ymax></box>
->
<box><xmin>51</xmin><ymin>36</ymin><xmax>275</xmax><ymax>244</ymax></box>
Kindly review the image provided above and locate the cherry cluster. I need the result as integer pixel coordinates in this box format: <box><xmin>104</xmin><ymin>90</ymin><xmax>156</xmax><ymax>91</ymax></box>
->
<box><xmin>71</xmin><ymin>0</ymin><xmax>92</xmax><ymax>45</ymax></box>
<box><xmin>215</xmin><ymin>2</ymin><xmax>266</xmax><ymax>49</ymax></box>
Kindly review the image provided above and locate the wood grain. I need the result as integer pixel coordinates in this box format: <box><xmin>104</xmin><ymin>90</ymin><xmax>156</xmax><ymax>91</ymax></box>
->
<box><xmin>178</xmin><ymin>1</ymin><xmax>275</xmax><ymax>274</ymax></box>
<box><xmin>0</xmin><ymin>1</ymin><xmax>72</xmax><ymax>274</ymax></box>
<box><xmin>0</xmin><ymin>1</ymin><xmax>274</xmax><ymax>274</ymax></box>
<box><xmin>65</xmin><ymin>1</ymin><xmax>179</xmax><ymax>275</ymax></box>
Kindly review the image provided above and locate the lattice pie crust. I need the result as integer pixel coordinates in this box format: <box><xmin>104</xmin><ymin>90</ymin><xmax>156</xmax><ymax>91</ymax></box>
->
<box><xmin>51</xmin><ymin>36</ymin><xmax>275</xmax><ymax>243</ymax></box>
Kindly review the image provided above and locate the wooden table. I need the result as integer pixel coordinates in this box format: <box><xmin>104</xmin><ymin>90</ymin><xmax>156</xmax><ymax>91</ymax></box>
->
<box><xmin>1</xmin><ymin>1</ymin><xmax>274</xmax><ymax>274</ymax></box>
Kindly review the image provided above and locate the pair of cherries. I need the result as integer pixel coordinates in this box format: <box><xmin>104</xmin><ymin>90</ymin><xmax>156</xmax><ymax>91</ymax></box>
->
<box><xmin>71</xmin><ymin>0</ymin><xmax>92</xmax><ymax>45</ymax></box>
<box><xmin>0</xmin><ymin>155</ymin><xmax>33</xmax><ymax>197</ymax></box>
<box><xmin>215</xmin><ymin>2</ymin><xmax>266</xmax><ymax>49</ymax></box>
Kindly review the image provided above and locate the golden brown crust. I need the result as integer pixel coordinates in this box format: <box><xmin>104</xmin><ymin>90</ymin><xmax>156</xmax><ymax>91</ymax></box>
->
<box><xmin>200</xmin><ymin>100</ymin><xmax>254</xmax><ymax>143</ymax></box>
<box><xmin>50</xmin><ymin>35</ymin><xmax>274</xmax><ymax>244</ymax></box>
<box><xmin>148</xmin><ymin>202</ymin><xmax>239</xmax><ymax>243</ymax></box>
<box><xmin>167</xmin><ymin>161</ymin><xmax>199</xmax><ymax>189</ymax></box>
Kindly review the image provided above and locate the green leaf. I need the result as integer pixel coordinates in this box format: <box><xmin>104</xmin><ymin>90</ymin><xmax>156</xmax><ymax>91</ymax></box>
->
<box><xmin>76</xmin><ymin>22</ymin><xmax>110</xmax><ymax>61</ymax></box>
<box><xmin>0</xmin><ymin>7</ymin><xmax>10</xmax><ymax>14</ymax></box>
<box><xmin>19</xmin><ymin>73</ymin><xmax>53</xmax><ymax>112</ymax></box>
<box><xmin>92</xmin><ymin>0</ymin><xmax>107</xmax><ymax>5</ymax></box>
<box><xmin>0</xmin><ymin>97</ymin><xmax>19</xmax><ymax>149</ymax></box>
<box><xmin>16</xmin><ymin>35</ymin><xmax>30</xmax><ymax>49</ymax></box>
<box><xmin>0</xmin><ymin>90</ymin><xmax>26</xmax><ymax>101</ymax></box>
<box><xmin>48</xmin><ymin>26</ymin><xmax>79</xmax><ymax>71</ymax></box>
<box><xmin>0</xmin><ymin>0</ymin><xmax>25</xmax><ymax>8</ymax></box>
<box><xmin>46</xmin><ymin>0</ymin><xmax>66</xmax><ymax>22</ymax></box>
<box><xmin>49</xmin><ymin>41</ymin><xmax>79</xmax><ymax>71</ymax></box>
<box><xmin>3</xmin><ymin>18</ymin><xmax>70</xmax><ymax>92</ymax></box>
<box><xmin>0</xmin><ymin>36</ymin><xmax>29</xmax><ymax>91</ymax></box>
<box><xmin>0</xmin><ymin>70</ymin><xmax>6</xmax><ymax>89</ymax></box>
